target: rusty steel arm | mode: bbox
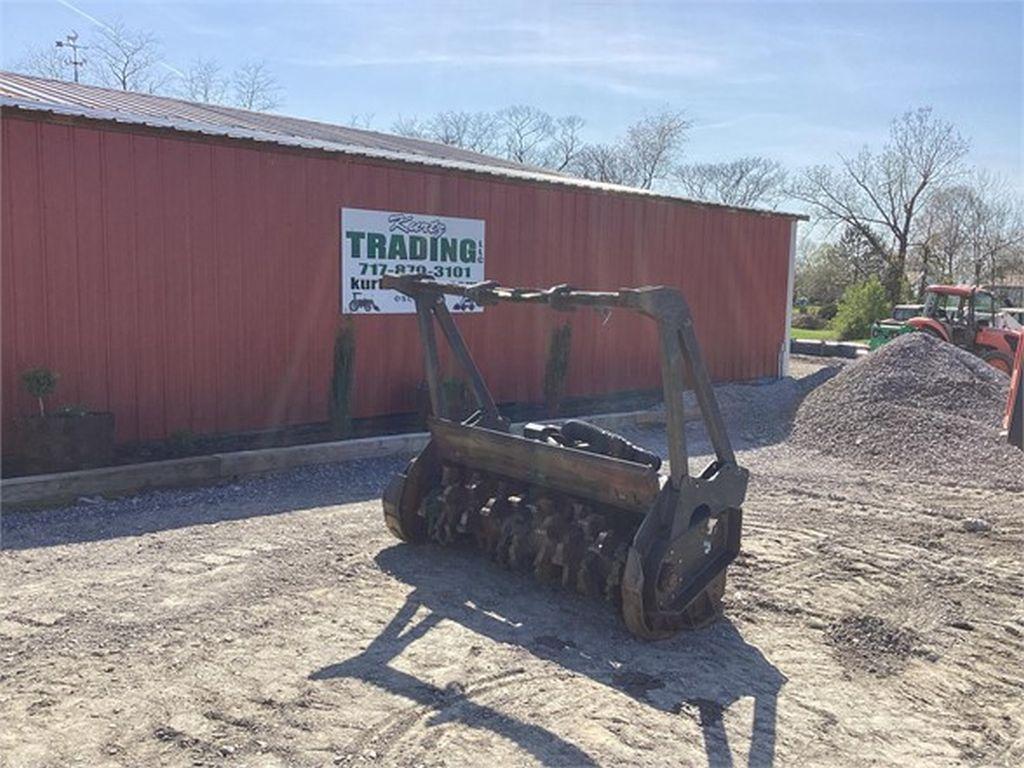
[385,275,651,310]
[381,274,737,486]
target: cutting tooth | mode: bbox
[532,520,559,582]
[496,497,526,568]
[604,542,629,605]
[428,464,638,612]
[555,525,585,588]
[575,553,603,596]
[476,488,509,555]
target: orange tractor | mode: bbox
[871,285,1023,449]
[876,285,1022,374]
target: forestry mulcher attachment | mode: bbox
[381,275,748,639]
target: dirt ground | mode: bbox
[2,358,1022,767]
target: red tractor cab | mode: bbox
[908,285,1021,374]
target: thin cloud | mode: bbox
[294,49,722,75]
[54,0,185,78]
[55,0,110,31]
[284,9,731,83]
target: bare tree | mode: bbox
[430,111,499,154]
[391,115,430,139]
[544,115,586,172]
[183,57,226,103]
[790,107,969,303]
[232,61,281,111]
[392,111,498,153]
[968,174,1024,284]
[621,110,690,189]
[389,104,688,188]
[347,113,375,130]
[497,105,554,165]
[675,156,787,208]
[570,111,689,188]
[571,143,633,184]
[935,173,1024,285]
[913,184,972,290]
[914,177,1024,292]
[16,44,70,80]
[93,19,169,93]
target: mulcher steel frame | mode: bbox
[380,274,749,639]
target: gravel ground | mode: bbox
[2,354,1022,767]
[792,333,1023,490]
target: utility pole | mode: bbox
[54,31,88,83]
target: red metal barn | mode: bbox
[1,73,801,448]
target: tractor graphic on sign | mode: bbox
[452,296,477,312]
[349,292,381,313]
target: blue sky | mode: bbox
[2,1,1021,181]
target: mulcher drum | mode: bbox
[379,275,749,640]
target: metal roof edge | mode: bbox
[0,97,809,221]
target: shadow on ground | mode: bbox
[312,544,787,767]
[0,455,408,550]
[2,364,840,554]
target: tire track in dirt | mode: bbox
[736,459,1024,765]
[3,393,1021,767]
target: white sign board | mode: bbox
[340,208,486,314]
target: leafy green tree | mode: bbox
[21,367,58,415]
[832,277,890,341]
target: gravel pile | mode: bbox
[792,332,1022,489]
[639,359,844,452]
[825,614,920,677]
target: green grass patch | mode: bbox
[790,327,838,341]
[790,327,868,345]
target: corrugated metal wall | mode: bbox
[2,112,795,444]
